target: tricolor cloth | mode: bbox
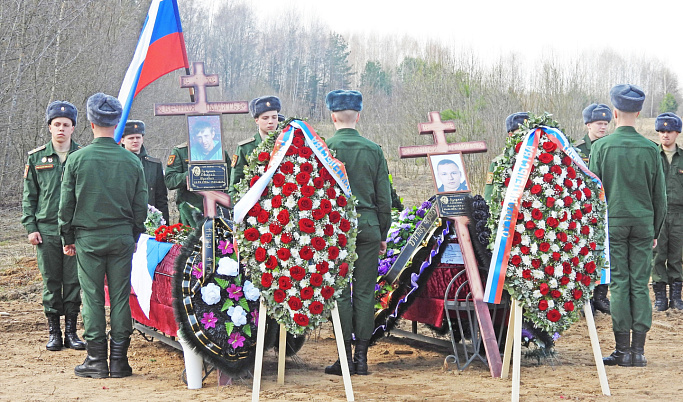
[115,0,189,142]
[130,234,174,318]
[483,126,611,304]
[233,120,352,223]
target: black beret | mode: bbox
[86,93,122,127]
[610,84,645,112]
[46,101,78,126]
[123,120,145,136]
[582,103,612,124]
[505,112,529,133]
[325,90,363,112]
[249,96,281,118]
[655,112,682,132]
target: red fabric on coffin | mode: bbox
[402,264,470,327]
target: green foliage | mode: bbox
[659,93,679,114]
[361,61,392,95]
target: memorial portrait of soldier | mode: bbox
[188,115,223,162]
[429,153,469,193]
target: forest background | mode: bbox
[1,0,679,208]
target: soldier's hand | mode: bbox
[653,239,658,249]
[379,241,387,255]
[63,244,76,256]
[28,232,42,245]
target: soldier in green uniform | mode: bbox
[576,103,613,315]
[651,112,683,311]
[121,120,169,224]
[22,101,86,352]
[229,95,281,200]
[590,84,667,368]
[323,90,392,376]
[483,112,529,202]
[59,93,148,378]
[165,130,231,227]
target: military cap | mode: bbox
[46,101,78,126]
[86,93,122,127]
[582,103,612,124]
[655,112,682,133]
[326,90,363,112]
[609,84,645,112]
[123,120,145,136]
[249,96,281,118]
[505,112,529,133]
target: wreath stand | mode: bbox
[250,300,354,401]
[501,299,611,401]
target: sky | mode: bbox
[243,0,683,88]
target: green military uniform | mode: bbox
[652,144,683,284]
[326,128,392,341]
[59,137,148,343]
[135,145,169,224]
[574,134,593,164]
[483,154,503,202]
[229,132,262,199]
[589,126,667,333]
[22,140,83,316]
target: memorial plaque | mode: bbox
[188,163,229,191]
[202,218,215,277]
[435,193,468,217]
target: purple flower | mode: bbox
[218,240,234,255]
[420,200,432,210]
[192,262,203,279]
[375,283,381,292]
[251,310,259,324]
[201,312,217,329]
[416,209,426,218]
[228,332,246,348]
[226,283,243,301]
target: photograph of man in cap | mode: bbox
[323,89,391,377]
[229,95,281,199]
[59,92,148,379]
[22,100,86,352]
[121,120,169,224]
[483,112,529,201]
[575,103,613,315]
[651,112,683,312]
[189,119,223,161]
[589,84,666,368]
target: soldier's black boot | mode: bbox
[354,339,370,375]
[592,284,611,314]
[63,314,86,350]
[75,340,109,378]
[631,331,647,367]
[653,282,669,311]
[669,282,683,310]
[46,314,63,351]
[603,331,632,367]
[109,338,133,378]
[325,339,355,376]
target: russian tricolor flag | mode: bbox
[115,0,189,142]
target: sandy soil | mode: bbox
[2,203,683,402]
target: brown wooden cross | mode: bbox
[154,61,249,116]
[399,111,487,158]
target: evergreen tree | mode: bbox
[659,93,679,114]
[361,61,392,95]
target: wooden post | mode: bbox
[511,299,523,402]
[583,303,611,396]
[277,324,287,385]
[251,299,268,402]
[452,217,502,378]
[500,298,517,379]
[331,301,355,402]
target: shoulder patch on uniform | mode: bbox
[24,164,29,179]
[28,144,46,155]
[574,140,586,147]
[231,154,238,167]
[486,171,494,185]
[167,155,176,166]
[145,156,161,164]
[175,142,188,148]
[237,137,256,146]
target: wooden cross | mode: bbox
[399,111,487,158]
[154,61,249,116]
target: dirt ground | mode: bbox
[2,203,683,402]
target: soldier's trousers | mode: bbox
[609,225,654,333]
[37,234,80,316]
[75,233,135,343]
[652,212,683,283]
[338,218,381,341]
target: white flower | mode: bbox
[540,253,549,264]
[217,257,239,277]
[262,199,272,211]
[547,300,555,309]
[521,235,531,246]
[546,231,556,241]
[339,249,348,260]
[300,235,311,245]
[533,176,544,184]
[532,270,544,279]
[243,280,261,301]
[538,165,549,174]
[516,224,525,233]
[228,305,247,326]
[566,281,575,290]
[559,221,569,230]
[532,200,542,209]
[554,267,564,278]
[537,220,546,229]
[549,278,558,288]
[530,243,538,254]
[533,290,543,298]
[201,283,221,305]
[287,287,298,296]
[272,186,282,196]
[551,244,560,252]
[521,256,532,266]
[247,216,257,225]
[285,198,297,209]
